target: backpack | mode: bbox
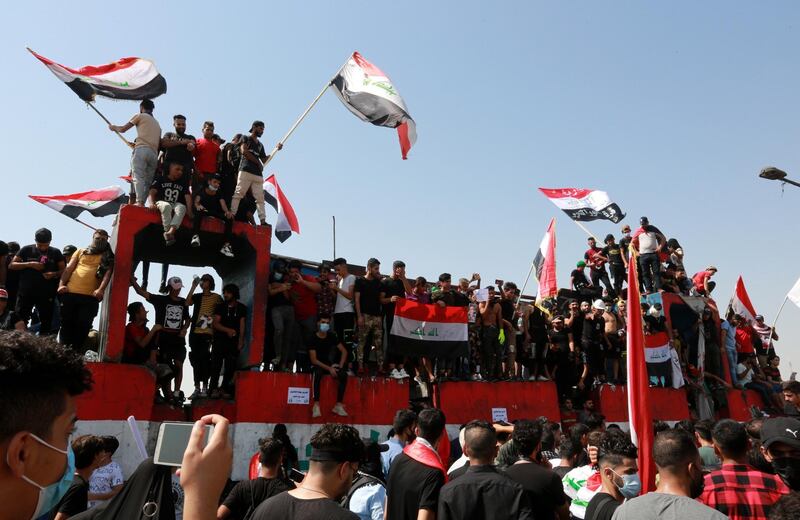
[340,473,385,510]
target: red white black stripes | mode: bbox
[29,186,128,219]
[730,276,757,323]
[534,218,558,301]
[28,48,167,101]
[538,187,626,223]
[390,299,468,358]
[263,175,300,243]
[332,52,417,160]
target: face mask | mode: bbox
[15,433,75,520]
[611,470,641,499]
[274,273,283,281]
[649,308,662,318]
[207,184,219,192]
[772,457,800,490]
[319,323,330,333]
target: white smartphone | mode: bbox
[153,422,214,467]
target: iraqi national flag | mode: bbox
[534,218,558,301]
[263,175,300,243]
[730,276,757,323]
[626,253,656,494]
[538,187,626,223]
[28,48,167,102]
[29,186,128,218]
[644,331,673,387]
[332,51,417,160]
[390,298,468,358]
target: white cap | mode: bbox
[168,276,183,290]
[592,299,607,311]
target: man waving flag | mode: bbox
[332,51,417,159]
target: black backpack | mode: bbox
[340,473,385,510]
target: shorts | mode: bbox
[158,333,187,362]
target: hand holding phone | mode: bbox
[180,415,233,520]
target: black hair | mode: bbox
[367,258,380,268]
[667,238,681,249]
[597,429,638,468]
[222,283,240,300]
[393,409,417,433]
[258,437,284,466]
[173,114,186,121]
[0,332,93,441]
[100,435,120,455]
[333,258,348,267]
[464,420,496,461]
[200,274,215,291]
[570,424,590,446]
[653,420,671,434]
[417,408,446,443]
[512,419,543,457]
[712,419,748,458]
[7,242,19,254]
[675,419,695,437]
[540,424,556,452]
[585,413,606,432]
[318,313,332,321]
[72,435,105,469]
[783,381,800,394]
[392,260,406,269]
[653,429,698,470]
[439,272,451,283]
[251,120,265,131]
[769,493,800,520]
[309,423,364,472]
[127,301,144,321]
[694,420,714,442]
[503,281,517,291]
[746,418,764,441]
[35,227,52,243]
[203,121,214,128]
[140,99,154,111]
[288,259,302,270]
[558,438,581,460]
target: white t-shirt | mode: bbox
[638,231,659,254]
[88,461,124,508]
[334,274,356,314]
[737,363,754,385]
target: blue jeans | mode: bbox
[638,253,661,292]
[130,146,157,204]
[726,347,739,387]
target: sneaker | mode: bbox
[537,376,550,382]
[220,243,234,257]
[154,394,167,405]
[528,375,538,381]
[198,389,208,398]
[191,234,201,247]
[471,374,483,382]
[189,389,202,400]
[209,389,221,399]
[172,390,184,404]
[332,403,348,416]
[312,402,321,418]
[389,368,402,379]
[397,368,410,379]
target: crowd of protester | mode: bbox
[3,331,800,520]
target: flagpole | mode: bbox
[516,261,536,308]
[263,55,353,168]
[766,296,788,355]
[74,217,97,231]
[572,220,595,238]
[85,102,134,148]
[332,215,337,260]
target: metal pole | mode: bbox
[85,102,135,148]
[332,216,337,260]
[766,296,788,356]
[262,54,353,168]
[73,217,97,231]
[516,261,537,308]
[572,220,595,238]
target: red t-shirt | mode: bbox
[290,275,319,321]
[735,326,755,354]
[194,138,220,174]
[584,246,606,270]
[124,322,147,359]
[692,271,711,292]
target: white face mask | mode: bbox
[11,433,74,520]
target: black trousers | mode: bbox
[609,264,626,297]
[16,288,57,334]
[59,293,99,350]
[480,326,500,379]
[210,337,238,392]
[311,366,348,402]
[590,268,616,298]
[193,209,233,241]
[188,333,213,387]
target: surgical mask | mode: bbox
[319,323,330,333]
[612,470,641,499]
[772,457,800,490]
[15,433,75,520]
[207,184,219,192]
[649,307,662,318]
[274,273,283,281]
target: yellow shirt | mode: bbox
[66,249,102,296]
[192,293,222,335]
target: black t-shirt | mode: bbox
[571,269,590,290]
[214,301,247,337]
[162,132,197,168]
[151,176,188,204]
[16,245,64,291]
[0,308,22,330]
[239,136,268,175]
[386,453,446,520]
[0,240,8,257]
[569,312,584,339]
[548,328,572,370]
[196,188,225,214]
[500,299,516,326]
[582,315,604,343]
[602,244,624,266]
[584,491,620,520]
[252,492,357,520]
[528,307,548,343]
[355,277,383,316]
[56,475,89,517]
[309,332,341,365]
[381,277,406,319]
[269,273,292,307]
[147,294,189,333]
[222,477,295,519]
[503,462,567,520]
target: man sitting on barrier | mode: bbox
[149,162,193,246]
[190,174,235,257]
[308,314,349,418]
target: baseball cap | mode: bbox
[640,216,649,225]
[62,244,77,256]
[604,234,614,243]
[362,438,390,462]
[706,265,718,272]
[761,417,800,450]
[168,276,183,290]
[755,314,764,321]
[576,261,586,268]
[0,288,8,300]
[592,299,607,311]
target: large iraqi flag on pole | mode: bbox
[28,48,167,101]
[538,187,626,223]
[332,52,417,159]
[29,186,128,218]
[390,298,468,358]
[730,275,757,323]
[263,175,300,243]
[626,253,656,494]
[534,218,558,301]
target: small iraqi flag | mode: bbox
[730,275,757,323]
[332,51,417,160]
[28,48,167,101]
[539,187,626,223]
[29,186,128,219]
[263,175,300,243]
[390,298,468,359]
[534,218,558,301]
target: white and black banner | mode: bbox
[538,187,626,223]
